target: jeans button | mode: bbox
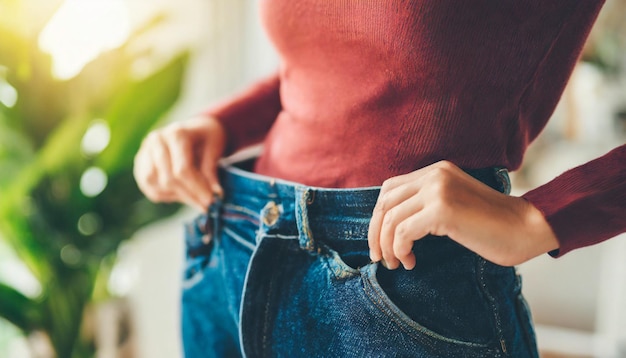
[262,201,280,226]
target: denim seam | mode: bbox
[258,248,282,357]
[514,274,539,357]
[296,188,316,252]
[322,246,360,281]
[361,265,494,352]
[261,233,298,240]
[476,257,507,357]
[223,212,260,226]
[362,285,437,353]
[222,227,256,252]
[181,265,205,290]
[223,203,261,220]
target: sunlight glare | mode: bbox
[38,0,131,80]
[80,166,108,197]
[81,119,111,156]
[0,80,18,108]
[0,240,42,298]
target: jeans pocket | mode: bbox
[360,259,498,349]
[319,242,368,282]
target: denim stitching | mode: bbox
[476,257,508,356]
[296,188,316,252]
[222,227,256,252]
[223,212,260,225]
[258,245,284,357]
[321,245,360,281]
[223,203,261,220]
[517,294,539,357]
[260,233,298,240]
[181,266,205,290]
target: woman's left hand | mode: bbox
[367,160,559,269]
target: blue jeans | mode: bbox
[181,160,539,357]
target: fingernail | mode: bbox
[369,251,379,262]
[211,185,223,197]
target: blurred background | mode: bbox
[0,0,624,357]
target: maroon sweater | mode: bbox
[206,0,625,257]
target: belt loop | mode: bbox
[186,197,222,258]
[295,187,316,252]
[208,196,223,240]
[495,168,511,195]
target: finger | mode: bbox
[141,186,178,204]
[133,146,156,194]
[369,161,460,262]
[377,161,453,195]
[151,138,206,210]
[198,146,223,197]
[393,212,431,270]
[368,202,384,262]
[166,132,214,208]
[150,134,172,189]
[379,193,423,270]
[368,181,409,262]
[368,179,421,262]
[133,147,179,204]
[134,143,179,204]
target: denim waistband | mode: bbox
[217,159,511,247]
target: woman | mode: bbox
[134,1,625,357]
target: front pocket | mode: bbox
[326,238,500,349]
[361,262,497,349]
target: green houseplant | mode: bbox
[0,1,186,356]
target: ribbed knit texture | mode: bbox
[206,0,625,257]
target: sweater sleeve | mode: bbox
[203,73,282,155]
[522,144,626,257]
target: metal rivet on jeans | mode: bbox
[306,190,315,205]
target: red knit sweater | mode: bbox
[206,0,625,257]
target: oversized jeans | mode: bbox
[181,160,539,357]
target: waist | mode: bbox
[218,158,510,243]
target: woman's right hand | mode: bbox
[133,115,226,212]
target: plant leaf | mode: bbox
[96,52,189,175]
[0,282,42,333]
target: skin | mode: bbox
[133,115,226,212]
[367,160,560,268]
[134,116,559,267]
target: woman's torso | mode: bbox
[254,0,604,188]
